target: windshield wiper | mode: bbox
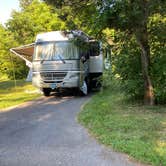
[40,54,48,64]
[57,54,66,64]
[40,59,45,64]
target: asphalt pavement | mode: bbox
[0,94,146,166]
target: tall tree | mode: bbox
[100,0,165,105]
[44,0,165,105]
[7,0,67,44]
[44,0,98,35]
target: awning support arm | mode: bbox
[10,48,32,68]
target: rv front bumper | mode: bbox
[32,72,80,89]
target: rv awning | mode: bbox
[10,43,35,68]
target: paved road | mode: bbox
[0,95,145,166]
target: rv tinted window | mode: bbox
[90,42,100,56]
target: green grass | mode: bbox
[78,81,166,166]
[0,80,41,110]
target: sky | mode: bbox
[0,0,20,25]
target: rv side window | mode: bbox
[89,42,100,56]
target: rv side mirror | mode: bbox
[80,51,89,63]
[81,55,86,63]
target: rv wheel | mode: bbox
[43,88,51,97]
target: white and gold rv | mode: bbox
[10,31,103,96]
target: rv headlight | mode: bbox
[33,72,40,78]
[68,72,78,79]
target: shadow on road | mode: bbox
[50,87,98,99]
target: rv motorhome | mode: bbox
[10,30,103,96]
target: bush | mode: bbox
[111,33,144,101]
[110,14,166,104]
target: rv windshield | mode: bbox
[34,42,79,61]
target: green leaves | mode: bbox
[7,0,67,44]
[0,25,18,79]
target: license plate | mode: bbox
[50,83,56,89]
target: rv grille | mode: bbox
[40,72,67,82]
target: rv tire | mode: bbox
[43,88,51,97]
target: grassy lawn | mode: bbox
[0,80,41,110]
[78,81,166,166]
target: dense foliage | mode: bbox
[111,13,166,104]
[149,14,166,104]
[0,25,26,79]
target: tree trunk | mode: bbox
[135,28,155,105]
